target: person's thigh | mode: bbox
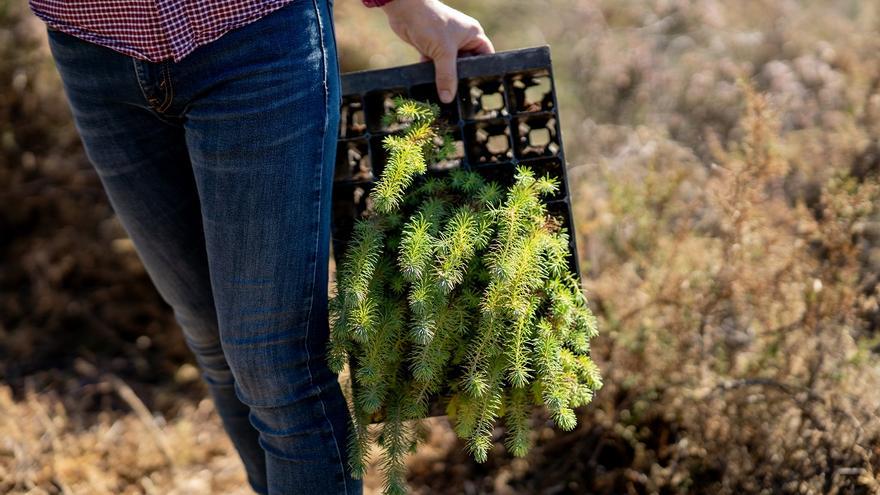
[46,29,220,339]
[176,0,357,493]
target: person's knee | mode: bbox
[244,378,348,464]
[227,348,318,409]
[217,304,330,400]
[224,344,345,437]
[171,304,234,386]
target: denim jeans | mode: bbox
[45,1,361,493]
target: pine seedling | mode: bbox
[328,98,602,495]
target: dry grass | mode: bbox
[0,377,250,495]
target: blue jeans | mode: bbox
[45,1,361,494]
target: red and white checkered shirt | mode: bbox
[29,0,394,63]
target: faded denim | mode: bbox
[46,0,360,493]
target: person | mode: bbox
[28,0,494,493]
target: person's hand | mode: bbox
[381,0,494,103]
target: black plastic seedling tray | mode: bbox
[331,45,581,279]
[332,46,581,422]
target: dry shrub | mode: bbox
[575,83,880,494]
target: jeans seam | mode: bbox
[131,58,180,126]
[131,58,153,107]
[304,0,349,492]
[157,60,174,112]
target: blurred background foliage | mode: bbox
[2,0,880,493]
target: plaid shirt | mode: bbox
[30,0,393,63]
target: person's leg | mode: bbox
[171,0,358,493]
[45,29,269,494]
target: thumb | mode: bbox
[433,49,458,104]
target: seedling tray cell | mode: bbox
[332,46,581,280]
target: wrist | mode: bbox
[381,0,432,16]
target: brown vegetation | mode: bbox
[2,0,879,493]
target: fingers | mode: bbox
[382,1,495,105]
[433,30,494,104]
[461,32,495,55]
[433,49,458,104]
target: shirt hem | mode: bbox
[31,0,300,63]
[167,0,297,62]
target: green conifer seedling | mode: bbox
[329,97,602,494]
